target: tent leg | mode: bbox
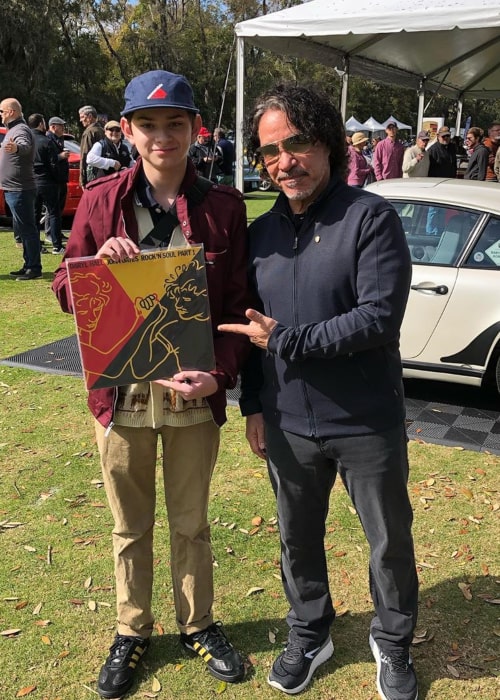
[340,71,349,121]
[235,36,245,194]
[417,84,425,132]
[455,98,463,137]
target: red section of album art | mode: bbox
[67,246,214,390]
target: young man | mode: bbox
[219,84,418,700]
[373,121,404,180]
[53,70,250,699]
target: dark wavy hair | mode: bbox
[248,84,348,179]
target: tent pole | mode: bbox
[235,36,245,193]
[455,97,463,137]
[340,71,349,121]
[417,82,425,132]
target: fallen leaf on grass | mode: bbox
[216,680,227,694]
[269,630,276,643]
[15,601,28,610]
[23,546,36,553]
[151,677,161,692]
[88,600,97,611]
[84,576,92,590]
[447,664,460,678]
[16,686,37,697]
[32,602,43,615]
[458,582,473,601]
[34,620,51,627]
[174,663,184,671]
[461,488,474,500]
[246,586,264,597]
[41,635,51,645]
[1,628,21,637]
[251,516,263,527]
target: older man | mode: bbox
[427,125,457,178]
[78,104,105,186]
[219,84,418,700]
[0,97,42,280]
[46,117,70,224]
[402,130,430,177]
[373,121,404,180]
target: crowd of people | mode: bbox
[347,120,500,186]
[6,73,496,700]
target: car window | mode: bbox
[64,140,80,154]
[464,217,500,269]
[391,201,480,265]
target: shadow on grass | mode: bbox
[117,574,498,697]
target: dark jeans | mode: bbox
[4,189,42,273]
[265,422,418,653]
[45,183,67,235]
[36,183,62,248]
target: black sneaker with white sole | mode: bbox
[97,634,149,698]
[180,621,245,682]
[369,634,418,700]
[267,635,334,695]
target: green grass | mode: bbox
[0,215,499,700]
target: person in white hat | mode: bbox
[86,120,134,181]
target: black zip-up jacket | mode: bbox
[427,141,457,178]
[31,128,59,186]
[46,131,69,184]
[240,176,411,438]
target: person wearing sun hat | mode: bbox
[402,130,430,177]
[52,69,250,698]
[347,131,374,186]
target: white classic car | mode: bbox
[367,178,500,395]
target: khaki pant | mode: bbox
[95,419,220,638]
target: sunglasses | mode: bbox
[258,134,313,164]
[440,134,451,138]
[107,127,121,133]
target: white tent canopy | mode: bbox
[362,116,385,133]
[234,0,500,189]
[381,115,413,130]
[345,115,367,132]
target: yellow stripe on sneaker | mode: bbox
[193,642,213,662]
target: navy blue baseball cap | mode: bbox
[121,70,199,117]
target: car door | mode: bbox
[394,203,481,359]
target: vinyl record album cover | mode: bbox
[67,246,214,390]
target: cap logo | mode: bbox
[147,84,168,100]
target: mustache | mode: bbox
[277,167,308,181]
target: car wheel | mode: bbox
[258,180,272,191]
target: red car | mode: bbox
[0,125,82,220]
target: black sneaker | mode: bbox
[369,635,418,700]
[180,621,244,682]
[97,634,149,699]
[10,268,26,276]
[268,635,333,695]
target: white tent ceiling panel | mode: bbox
[236,0,500,98]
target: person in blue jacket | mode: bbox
[219,84,418,700]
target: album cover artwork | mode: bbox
[67,246,214,390]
